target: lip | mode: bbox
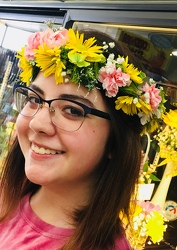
[29,148,64,162]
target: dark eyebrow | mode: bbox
[59,94,95,108]
[30,84,44,95]
[30,84,95,108]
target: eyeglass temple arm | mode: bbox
[90,109,111,120]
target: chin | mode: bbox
[25,165,49,185]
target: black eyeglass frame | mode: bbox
[13,84,111,121]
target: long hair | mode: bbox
[0,30,143,250]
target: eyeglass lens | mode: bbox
[14,87,85,132]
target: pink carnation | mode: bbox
[98,65,131,97]
[114,67,131,87]
[142,83,162,110]
[38,28,54,47]
[24,31,44,60]
[102,77,119,97]
[24,28,68,60]
[47,29,68,48]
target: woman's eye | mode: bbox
[27,96,40,104]
[63,106,84,117]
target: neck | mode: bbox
[30,182,92,228]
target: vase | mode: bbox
[151,161,174,208]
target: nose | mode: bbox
[40,100,55,115]
[29,105,56,135]
[49,106,55,114]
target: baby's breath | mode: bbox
[154,125,177,152]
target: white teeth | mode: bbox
[31,144,60,155]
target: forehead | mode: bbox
[31,72,108,110]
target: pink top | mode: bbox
[0,195,131,249]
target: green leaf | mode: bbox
[68,52,89,67]
[143,161,149,172]
[144,176,148,184]
[139,71,146,80]
[150,174,160,182]
[151,139,159,152]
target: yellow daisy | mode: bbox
[115,96,151,115]
[17,47,33,85]
[138,99,152,114]
[115,96,137,115]
[162,109,177,128]
[65,29,105,66]
[20,66,33,86]
[122,56,143,84]
[34,44,66,84]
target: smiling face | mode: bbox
[16,72,111,191]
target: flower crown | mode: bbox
[16,26,166,131]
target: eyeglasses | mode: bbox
[13,84,111,132]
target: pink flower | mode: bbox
[114,68,131,87]
[138,201,161,213]
[141,83,162,110]
[98,65,131,97]
[24,28,68,60]
[102,77,119,97]
[47,29,68,48]
[38,28,54,46]
[24,31,43,60]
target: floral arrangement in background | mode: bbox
[137,149,160,202]
[154,109,177,176]
[0,121,16,162]
[125,201,168,249]
[127,131,167,249]
[138,132,160,184]
[16,24,166,131]
[138,155,160,184]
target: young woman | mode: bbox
[0,27,166,249]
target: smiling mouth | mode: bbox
[31,144,61,155]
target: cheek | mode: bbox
[69,125,110,170]
[16,115,30,150]
[16,115,29,133]
[87,129,109,159]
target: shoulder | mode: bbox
[114,233,132,250]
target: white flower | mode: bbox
[107,53,115,62]
[133,98,138,104]
[103,45,108,50]
[64,78,69,83]
[138,112,151,125]
[116,57,125,64]
[149,78,155,84]
[109,42,115,48]
[144,92,150,104]
[61,71,66,76]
